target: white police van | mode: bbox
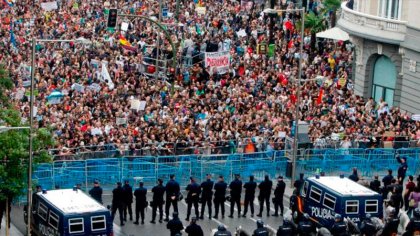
[27,189,113,236]
[297,175,383,227]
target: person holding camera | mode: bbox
[134,181,147,225]
[185,177,201,221]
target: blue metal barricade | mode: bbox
[86,158,123,190]
[53,160,86,190]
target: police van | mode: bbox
[27,188,113,236]
[297,175,383,227]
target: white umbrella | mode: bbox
[316,27,350,41]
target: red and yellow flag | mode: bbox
[119,35,136,51]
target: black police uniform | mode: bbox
[229,178,242,217]
[185,222,204,236]
[200,179,214,219]
[330,221,349,236]
[214,229,232,236]
[382,173,394,199]
[397,156,408,184]
[214,180,227,218]
[89,185,103,204]
[298,219,316,236]
[370,179,381,193]
[404,217,420,236]
[111,185,125,225]
[243,180,257,216]
[277,220,296,236]
[359,218,377,235]
[122,183,133,221]
[165,179,180,220]
[167,216,184,236]
[133,186,147,224]
[253,227,269,236]
[273,180,285,216]
[382,215,400,236]
[151,183,165,223]
[186,182,201,220]
[257,179,273,216]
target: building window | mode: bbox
[378,0,402,20]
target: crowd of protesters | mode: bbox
[1,0,419,158]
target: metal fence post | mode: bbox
[85,160,88,191]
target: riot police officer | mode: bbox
[214,224,232,236]
[277,219,297,236]
[273,176,285,216]
[133,181,147,225]
[200,174,214,219]
[167,212,184,236]
[381,207,400,236]
[185,177,201,221]
[243,175,257,217]
[185,217,204,236]
[298,213,316,236]
[359,214,377,236]
[122,180,133,221]
[214,175,227,219]
[111,182,125,226]
[165,174,180,222]
[228,174,242,218]
[151,179,165,224]
[330,214,349,236]
[257,175,273,217]
[252,219,269,236]
[89,180,103,204]
[404,208,420,236]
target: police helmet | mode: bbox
[303,213,310,219]
[218,224,226,231]
[389,207,396,216]
[334,213,342,220]
[257,219,264,228]
[365,213,372,219]
[414,208,420,218]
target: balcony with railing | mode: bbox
[337,2,407,44]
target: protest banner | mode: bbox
[196,6,206,15]
[205,51,230,74]
[116,118,127,125]
[87,83,101,92]
[41,1,58,11]
[72,83,85,93]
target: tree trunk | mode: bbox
[310,31,317,51]
[330,11,337,28]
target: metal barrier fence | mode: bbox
[32,148,420,193]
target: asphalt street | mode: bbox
[11,180,294,236]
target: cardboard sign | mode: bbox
[121,22,129,31]
[87,83,101,92]
[196,6,206,15]
[205,51,230,74]
[72,83,85,93]
[116,118,127,125]
[41,1,58,11]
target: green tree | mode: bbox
[304,12,327,51]
[322,0,342,28]
[0,65,54,202]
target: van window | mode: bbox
[365,200,378,213]
[69,218,84,233]
[91,215,106,231]
[346,200,359,214]
[38,203,48,221]
[301,181,309,197]
[323,193,336,210]
[48,211,59,230]
[309,186,322,203]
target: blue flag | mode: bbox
[10,23,17,48]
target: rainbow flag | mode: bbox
[3,0,13,6]
[119,35,136,51]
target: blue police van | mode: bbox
[27,189,113,236]
[297,175,383,227]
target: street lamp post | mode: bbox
[28,38,91,236]
[269,8,305,187]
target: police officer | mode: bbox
[404,208,420,236]
[133,181,147,225]
[151,179,165,224]
[165,174,180,222]
[122,180,133,221]
[293,173,305,195]
[298,213,316,236]
[185,177,201,221]
[273,176,285,217]
[214,175,227,219]
[111,182,125,226]
[382,169,394,199]
[381,207,400,236]
[257,175,273,217]
[243,175,257,217]
[360,214,377,236]
[228,174,242,218]
[396,155,408,184]
[167,212,184,236]
[370,175,381,193]
[185,217,204,236]
[200,174,214,220]
[214,224,232,236]
[277,219,297,236]
[89,180,103,204]
[252,219,269,236]
[330,214,349,236]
